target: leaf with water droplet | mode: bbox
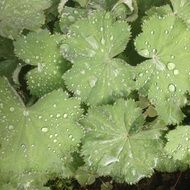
[0,77,83,174]
[171,0,190,28]
[59,6,87,33]
[0,0,52,39]
[134,15,190,124]
[165,126,190,165]
[14,30,69,97]
[61,11,135,105]
[81,99,164,184]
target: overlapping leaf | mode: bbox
[14,30,69,97]
[165,126,190,165]
[61,11,135,105]
[171,0,190,28]
[0,0,52,39]
[81,99,164,184]
[0,77,83,173]
[134,15,190,124]
[59,6,88,33]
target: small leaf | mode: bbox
[81,99,164,184]
[14,30,69,97]
[165,126,190,165]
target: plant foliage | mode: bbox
[1,0,190,189]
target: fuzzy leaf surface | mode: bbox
[0,0,51,39]
[0,77,83,173]
[165,126,190,165]
[81,99,163,184]
[171,0,190,28]
[135,15,190,124]
[61,11,134,105]
[14,30,68,97]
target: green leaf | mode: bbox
[61,11,135,105]
[171,0,190,28]
[0,172,50,190]
[0,60,18,79]
[81,99,164,184]
[0,36,14,59]
[134,15,190,124]
[59,6,88,33]
[74,0,89,7]
[165,126,190,165]
[111,0,138,22]
[0,0,52,39]
[0,77,83,174]
[14,30,69,97]
[75,166,97,186]
[156,151,188,173]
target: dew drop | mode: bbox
[10,107,15,112]
[56,113,61,118]
[8,125,14,130]
[63,113,68,118]
[41,127,48,133]
[173,69,179,75]
[167,62,175,70]
[168,84,176,92]
[89,77,97,87]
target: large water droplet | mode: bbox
[167,62,175,70]
[168,84,176,92]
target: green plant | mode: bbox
[1,0,190,189]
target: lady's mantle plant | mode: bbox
[1,0,190,189]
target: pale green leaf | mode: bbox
[171,0,190,28]
[0,77,83,174]
[134,15,190,124]
[59,7,87,33]
[14,30,69,97]
[165,126,190,165]
[81,99,164,184]
[61,11,135,105]
[0,0,52,39]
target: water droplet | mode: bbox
[89,77,97,87]
[23,110,29,117]
[10,107,15,112]
[101,38,105,45]
[53,139,57,143]
[56,113,61,118]
[41,127,48,133]
[151,31,155,35]
[110,35,114,41]
[167,62,175,70]
[63,114,68,118]
[140,49,149,56]
[152,49,157,54]
[173,69,179,75]
[168,84,176,92]
[8,125,14,130]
